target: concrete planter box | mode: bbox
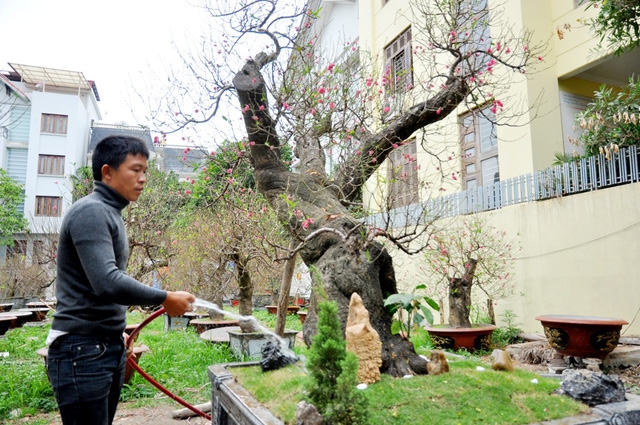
[252,294,273,308]
[209,362,284,425]
[227,329,298,360]
[164,314,191,331]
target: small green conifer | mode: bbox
[305,299,369,424]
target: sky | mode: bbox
[0,0,206,127]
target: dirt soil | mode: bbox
[499,340,640,395]
[515,358,640,393]
[7,399,212,425]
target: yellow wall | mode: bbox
[391,182,640,335]
[359,0,617,195]
[357,0,639,335]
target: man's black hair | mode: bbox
[92,135,150,181]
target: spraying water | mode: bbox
[192,298,298,361]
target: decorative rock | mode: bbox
[491,349,514,372]
[427,350,450,375]
[345,293,382,384]
[583,357,603,372]
[603,345,640,368]
[555,370,626,406]
[548,357,568,374]
[260,340,298,371]
[239,316,262,333]
[296,400,323,425]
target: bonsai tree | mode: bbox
[146,0,545,376]
[422,214,520,328]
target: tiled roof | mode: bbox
[89,124,155,153]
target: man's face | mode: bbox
[102,153,148,202]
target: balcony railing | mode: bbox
[369,145,640,227]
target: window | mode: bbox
[460,106,499,189]
[459,0,491,73]
[388,139,419,209]
[41,114,68,134]
[384,27,413,95]
[38,155,65,175]
[35,196,62,217]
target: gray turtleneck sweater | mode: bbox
[51,181,167,336]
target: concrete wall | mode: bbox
[391,182,640,336]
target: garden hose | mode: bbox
[125,307,212,420]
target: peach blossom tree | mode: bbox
[148,0,545,376]
[422,215,520,327]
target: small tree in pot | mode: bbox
[423,214,520,328]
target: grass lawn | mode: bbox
[0,309,588,424]
[233,357,588,425]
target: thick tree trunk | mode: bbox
[234,254,254,317]
[275,243,297,337]
[448,258,478,328]
[487,298,496,325]
[301,235,427,377]
[210,292,225,321]
[231,57,440,377]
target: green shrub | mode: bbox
[576,78,640,156]
[305,300,369,424]
[492,310,524,348]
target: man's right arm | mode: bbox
[162,291,196,317]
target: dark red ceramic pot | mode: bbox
[425,324,497,352]
[536,314,628,359]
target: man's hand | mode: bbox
[162,291,196,317]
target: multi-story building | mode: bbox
[0,63,102,262]
[0,63,205,265]
[309,0,640,333]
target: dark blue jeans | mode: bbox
[47,333,126,425]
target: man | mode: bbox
[46,135,195,425]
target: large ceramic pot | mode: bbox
[536,314,628,359]
[0,315,16,336]
[19,308,50,322]
[425,324,497,352]
[265,305,300,315]
[25,301,49,309]
[0,311,32,328]
[189,318,240,334]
